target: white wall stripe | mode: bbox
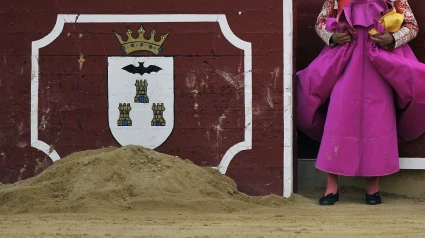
[283,0,294,198]
[400,158,425,169]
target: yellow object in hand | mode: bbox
[369,8,404,35]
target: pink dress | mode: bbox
[296,0,425,176]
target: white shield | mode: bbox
[107,56,174,149]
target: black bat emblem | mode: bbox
[122,62,162,76]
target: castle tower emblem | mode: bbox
[151,103,166,126]
[117,103,132,126]
[134,79,149,103]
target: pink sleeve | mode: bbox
[315,0,336,45]
[393,0,419,48]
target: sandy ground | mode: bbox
[1,189,425,238]
[2,146,425,237]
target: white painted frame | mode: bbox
[283,1,294,198]
[284,0,425,199]
[31,14,252,176]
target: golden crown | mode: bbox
[114,24,170,55]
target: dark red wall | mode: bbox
[0,0,284,196]
[296,0,425,158]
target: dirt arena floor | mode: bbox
[1,146,425,238]
[2,190,425,238]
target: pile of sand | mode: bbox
[0,145,302,214]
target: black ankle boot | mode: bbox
[319,191,339,205]
[365,192,382,205]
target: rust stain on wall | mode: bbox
[271,67,280,89]
[267,87,274,108]
[215,69,244,90]
[78,54,85,71]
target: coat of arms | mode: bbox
[108,25,173,149]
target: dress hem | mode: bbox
[315,164,400,177]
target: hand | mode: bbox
[370,31,395,48]
[331,32,352,45]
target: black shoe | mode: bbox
[366,192,382,205]
[319,192,339,205]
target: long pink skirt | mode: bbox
[297,27,425,176]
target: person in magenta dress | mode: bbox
[296,0,425,205]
